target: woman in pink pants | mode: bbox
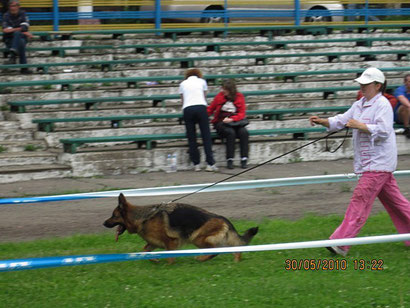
[309,67,410,256]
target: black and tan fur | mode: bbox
[103,193,258,263]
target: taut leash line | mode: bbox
[170,128,348,203]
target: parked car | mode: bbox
[140,0,344,24]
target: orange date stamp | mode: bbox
[284,258,384,271]
[284,258,348,271]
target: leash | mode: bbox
[170,127,349,203]
[325,127,349,153]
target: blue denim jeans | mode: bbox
[5,31,27,64]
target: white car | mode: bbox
[140,0,344,24]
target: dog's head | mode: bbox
[103,193,129,241]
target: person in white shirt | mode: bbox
[309,67,410,256]
[179,68,218,172]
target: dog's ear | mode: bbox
[118,193,127,210]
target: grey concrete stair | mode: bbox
[0,163,72,183]
[0,140,46,152]
[0,151,58,165]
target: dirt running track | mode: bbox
[0,156,409,243]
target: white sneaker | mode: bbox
[326,246,348,257]
[205,164,219,172]
[194,164,201,172]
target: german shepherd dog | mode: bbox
[103,193,258,263]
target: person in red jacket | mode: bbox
[356,90,398,109]
[208,79,249,169]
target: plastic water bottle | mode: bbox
[166,154,172,173]
[166,153,177,173]
[170,153,177,172]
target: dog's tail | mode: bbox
[241,227,259,245]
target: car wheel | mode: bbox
[305,6,332,23]
[200,6,227,37]
[200,6,226,24]
[301,6,333,34]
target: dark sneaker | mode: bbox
[404,127,410,139]
[20,68,33,74]
[227,159,234,169]
[241,159,248,169]
[6,55,16,65]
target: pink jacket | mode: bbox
[328,93,397,174]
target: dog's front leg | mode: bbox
[143,243,160,263]
[164,238,181,265]
[233,252,242,262]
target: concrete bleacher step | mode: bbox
[2,52,404,77]
[22,32,410,59]
[0,63,406,101]
[57,137,354,177]
[0,140,46,152]
[39,125,187,148]
[57,133,409,178]
[0,129,33,141]
[9,107,179,129]
[0,151,59,165]
[0,120,19,130]
[3,42,410,79]
[6,95,355,123]
[0,163,72,184]
[38,116,338,149]
[21,42,410,65]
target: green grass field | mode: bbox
[1,213,409,308]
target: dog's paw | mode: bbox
[195,255,216,262]
[148,258,160,263]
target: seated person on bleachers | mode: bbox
[208,79,249,169]
[2,0,32,74]
[393,74,410,139]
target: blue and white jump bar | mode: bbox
[1,233,409,272]
[1,170,409,205]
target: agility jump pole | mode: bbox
[1,170,410,205]
[1,233,409,272]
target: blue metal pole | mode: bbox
[53,0,59,31]
[155,0,161,31]
[294,0,301,26]
[224,0,228,26]
[224,0,228,37]
[364,0,369,25]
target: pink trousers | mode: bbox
[330,172,410,252]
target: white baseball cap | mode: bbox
[354,67,385,84]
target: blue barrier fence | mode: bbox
[1,172,409,271]
[1,1,409,31]
[1,233,410,272]
[1,171,410,205]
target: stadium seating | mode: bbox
[32,107,351,132]
[0,49,408,74]
[2,36,410,57]
[1,24,409,182]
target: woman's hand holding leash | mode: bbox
[309,116,329,128]
[346,119,370,133]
